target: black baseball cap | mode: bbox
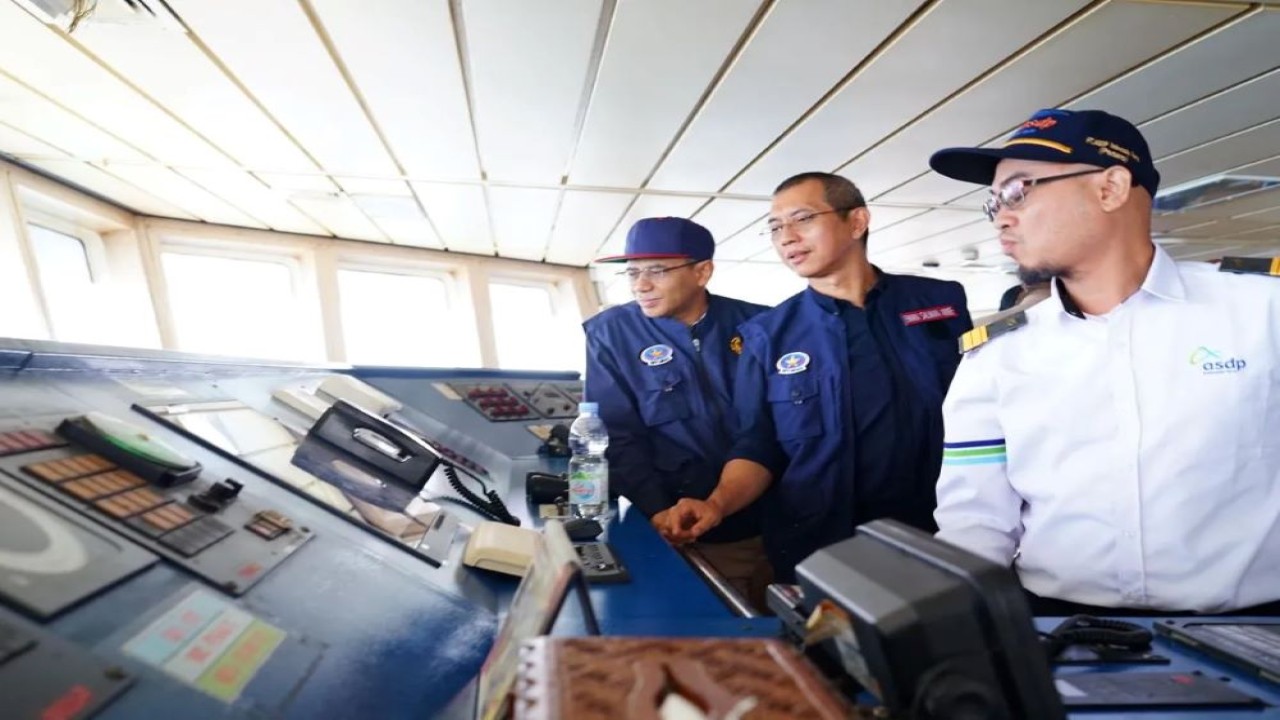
[929,108,1160,197]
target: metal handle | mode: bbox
[679,545,759,618]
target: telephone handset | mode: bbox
[309,400,519,525]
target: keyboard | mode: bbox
[574,542,629,584]
[1191,624,1280,675]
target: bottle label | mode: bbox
[569,469,604,504]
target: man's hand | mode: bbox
[650,509,677,543]
[665,497,724,545]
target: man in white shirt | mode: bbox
[928,108,1280,614]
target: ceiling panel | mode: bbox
[544,190,634,266]
[1166,217,1280,239]
[357,212,443,249]
[871,217,996,268]
[487,186,561,261]
[1236,207,1280,226]
[410,182,494,256]
[1160,186,1280,222]
[310,0,480,180]
[287,193,386,242]
[730,0,1091,196]
[341,178,443,248]
[867,209,982,254]
[71,20,318,175]
[869,205,932,231]
[0,2,231,168]
[1068,9,1280,125]
[715,225,773,262]
[255,172,340,194]
[102,163,265,227]
[1228,223,1280,240]
[837,1,1242,200]
[592,194,707,259]
[1156,117,1280,189]
[1141,69,1280,159]
[881,8,1279,206]
[177,167,327,235]
[1163,242,1252,261]
[569,0,760,188]
[648,0,925,193]
[166,0,398,177]
[693,198,770,246]
[1153,214,1217,234]
[1234,155,1280,178]
[25,159,194,219]
[462,0,603,183]
[0,123,67,158]
[876,172,984,205]
[336,177,411,197]
[0,73,149,164]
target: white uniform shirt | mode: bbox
[935,245,1280,612]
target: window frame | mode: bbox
[486,274,584,371]
[155,236,324,361]
[24,211,107,285]
[332,260,482,367]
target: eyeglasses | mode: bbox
[617,259,702,282]
[982,168,1106,221]
[760,208,853,237]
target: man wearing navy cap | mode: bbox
[584,217,773,610]
[665,173,973,583]
[930,108,1280,613]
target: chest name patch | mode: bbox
[901,305,959,326]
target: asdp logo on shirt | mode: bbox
[1189,346,1247,375]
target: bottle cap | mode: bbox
[578,402,599,414]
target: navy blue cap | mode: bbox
[595,217,714,263]
[929,108,1160,198]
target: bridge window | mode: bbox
[489,281,583,372]
[161,251,321,361]
[337,268,480,367]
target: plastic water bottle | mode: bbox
[568,402,609,520]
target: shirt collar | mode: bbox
[1051,244,1185,319]
[807,267,887,313]
[643,291,714,332]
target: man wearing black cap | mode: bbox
[665,172,973,583]
[584,217,773,610]
[929,108,1280,614]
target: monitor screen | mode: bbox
[796,519,1066,720]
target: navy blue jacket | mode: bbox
[584,294,769,543]
[729,273,972,580]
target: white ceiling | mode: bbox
[0,0,1277,278]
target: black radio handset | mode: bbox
[443,461,520,526]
